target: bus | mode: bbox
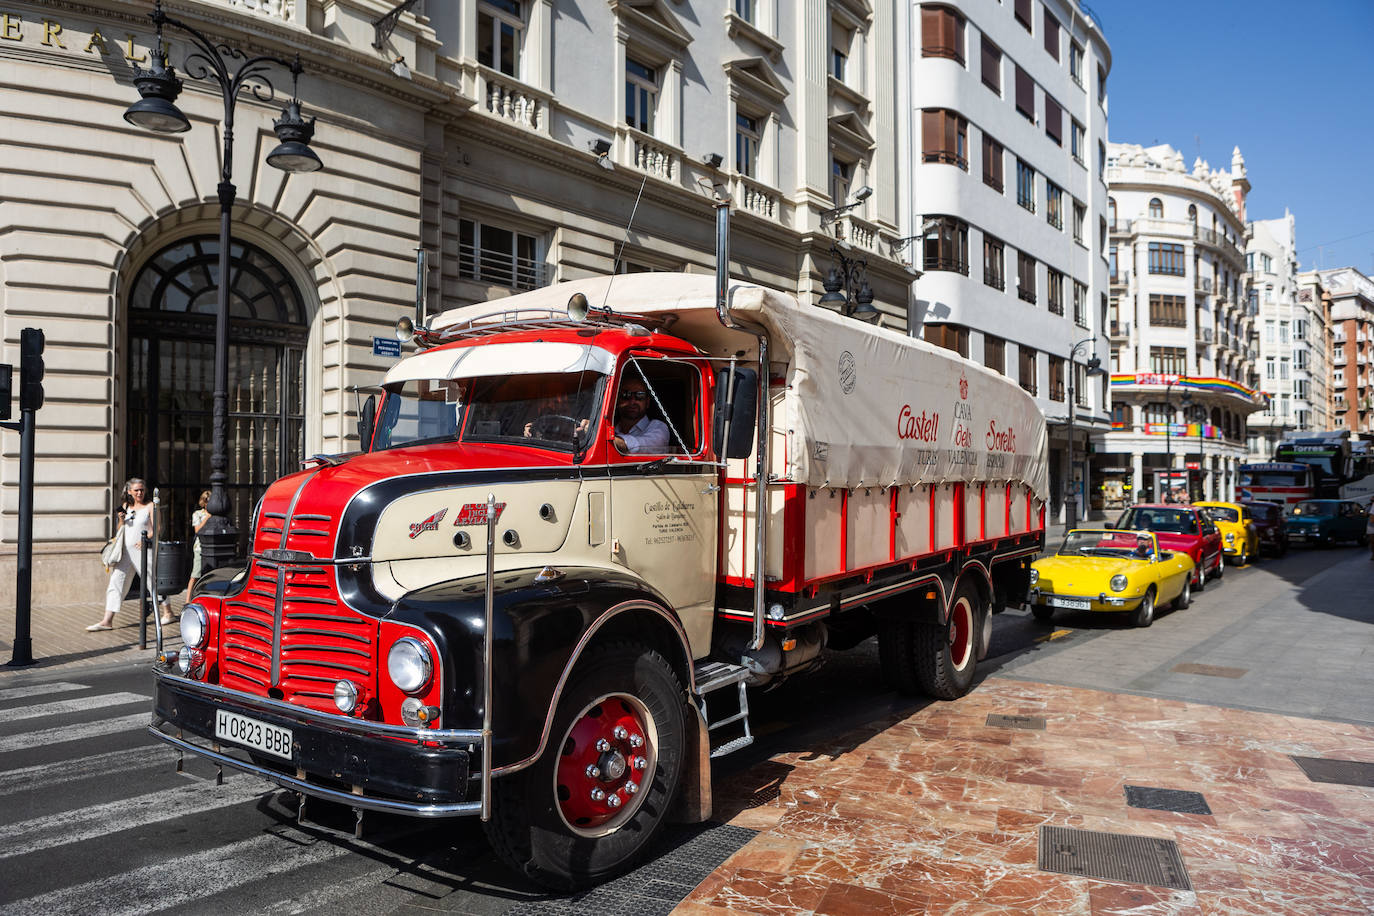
[1344,438,1374,506]
[1237,462,1315,512]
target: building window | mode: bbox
[1188,203,1198,224]
[985,335,1005,374]
[1046,183,1063,229]
[921,6,965,64]
[1109,245,1117,280]
[1017,251,1037,304]
[981,36,1001,94]
[1261,253,1273,273]
[922,109,968,169]
[924,323,969,358]
[1099,216,1107,252]
[1097,63,1107,104]
[1112,403,1132,428]
[734,0,754,23]
[1294,319,1307,341]
[1148,197,1163,218]
[625,57,658,133]
[1148,243,1185,275]
[983,234,1005,290]
[1266,358,1276,380]
[923,216,970,275]
[459,217,545,290]
[1044,95,1062,145]
[1049,355,1065,401]
[1149,294,1187,328]
[1108,197,1116,228]
[830,21,849,81]
[1016,159,1035,212]
[1071,119,1084,164]
[830,158,851,205]
[1264,320,1275,343]
[1047,269,1064,315]
[1015,65,1034,121]
[1098,140,1105,177]
[982,133,1004,191]
[734,113,760,177]
[1069,41,1084,86]
[1015,0,1033,32]
[1019,345,1037,395]
[1149,346,1187,375]
[1072,200,1085,243]
[1073,281,1088,327]
[478,0,525,77]
[1043,7,1060,60]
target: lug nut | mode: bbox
[590,788,606,801]
[585,764,600,779]
[613,725,628,740]
[629,733,644,748]
[633,755,648,770]
[595,738,611,753]
[625,780,639,795]
[607,794,621,808]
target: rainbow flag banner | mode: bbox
[1111,374,1266,405]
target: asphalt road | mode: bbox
[0,543,1367,913]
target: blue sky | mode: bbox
[1102,0,1374,273]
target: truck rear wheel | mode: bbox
[912,582,982,699]
[483,643,685,890]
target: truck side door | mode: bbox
[606,357,719,658]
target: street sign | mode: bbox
[372,336,402,358]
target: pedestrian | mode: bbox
[183,490,212,609]
[87,477,169,631]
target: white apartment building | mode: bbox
[1246,213,1329,459]
[911,0,1111,524]
[1315,268,1374,432]
[1,0,923,603]
[1099,143,1265,506]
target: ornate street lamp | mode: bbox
[817,186,879,323]
[1065,337,1106,529]
[125,1,323,573]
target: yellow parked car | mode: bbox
[1194,501,1260,565]
[1028,529,1196,628]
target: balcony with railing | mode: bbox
[1109,320,1130,339]
[477,68,553,135]
[616,127,681,183]
[1193,225,1244,266]
[833,213,881,256]
[731,174,781,222]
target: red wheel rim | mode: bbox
[948,597,973,671]
[553,693,656,836]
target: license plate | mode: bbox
[1050,597,1091,610]
[216,710,293,760]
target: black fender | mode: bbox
[386,566,695,772]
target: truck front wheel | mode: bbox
[483,643,686,890]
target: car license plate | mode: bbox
[215,710,293,760]
[1049,597,1090,610]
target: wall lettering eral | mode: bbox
[0,11,151,62]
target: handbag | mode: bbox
[100,531,124,570]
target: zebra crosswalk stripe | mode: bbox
[0,746,167,795]
[0,713,150,754]
[0,682,89,702]
[0,693,149,725]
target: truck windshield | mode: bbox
[1275,448,1337,476]
[375,371,604,451]
[1241,470,1307,487]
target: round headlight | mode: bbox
[334,679,359,714]
[180,604,208,649]
[387,637,433,695]
[1225,532,1235,543]
[1110,574,1128,593]
[1029,568,1040,586]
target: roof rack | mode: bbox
[417,306,674,348]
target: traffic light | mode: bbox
[19,327,44,412]
[0,364,11,421]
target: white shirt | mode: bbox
[619,415,670,454]
[121,505,156,550]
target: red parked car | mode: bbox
[1113,504,1225,589]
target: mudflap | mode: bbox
[672,696,713,824]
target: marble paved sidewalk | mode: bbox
[677,677,1374,915]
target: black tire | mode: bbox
[1030,605,1055,623]
[483,643,686,891]
[912,581,983,700]
[1131,588,1156,628]
[1172,576,1191,611]
[1193,561,1206,592]
[1212,553,1224,580]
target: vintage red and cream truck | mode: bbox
[151,208,1047,888]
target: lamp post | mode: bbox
[1065,337,1105,529]
[124,0,323,573]
[817,186,879,322]
[1180,393,1206,500]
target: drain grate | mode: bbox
[1039,826,1192,891]
[1124,785,1212,815]
[986,713,1046,730]
[1290,756,1374,788]
[1170,663,1248,679]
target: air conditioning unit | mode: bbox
[1200,328,1213,343]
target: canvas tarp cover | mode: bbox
[428,273,1048,496]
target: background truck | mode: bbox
[150,207,1048,889]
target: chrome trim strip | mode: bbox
[146,728,483,819]
[278,469,322,551]
[270,566,286,685]
[481,493,496,822]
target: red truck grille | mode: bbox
[219,559,378,712]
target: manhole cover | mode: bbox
[1170,663,1247,679]
[986,713,1046,730]
[1124,785,1212,815]
[1290,756,1374,788]
[1038,826,1192,891]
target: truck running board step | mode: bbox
[692,661,754,758]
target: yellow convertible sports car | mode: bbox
[1028,529,1196,628]
[1194,501,1260,565]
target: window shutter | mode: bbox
[1016,67,1034,119]
[1015,0,1032,29]
[981,37,1000,91]
[922,109,940,159]
[1043,9,1060,59]
[1045,96,1062,143]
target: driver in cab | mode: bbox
[612,378,669,454]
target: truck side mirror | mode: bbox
[358,394,376,451]
[714,367,758,460]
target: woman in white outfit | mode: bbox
[87,478,168,631]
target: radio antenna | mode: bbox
[603,172,650,310]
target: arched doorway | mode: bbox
[127,236,308,553]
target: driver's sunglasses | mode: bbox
[618,391,649,402]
